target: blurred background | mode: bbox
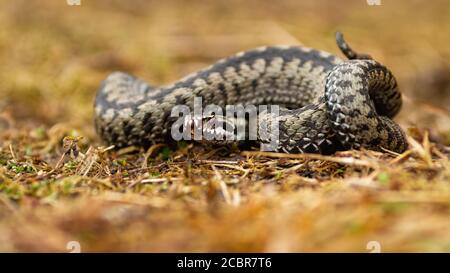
[0,0,449,144]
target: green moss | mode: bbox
[64,160,79,170]
[160,147,172,161]
[0,157,7,166]
[345,221,364,234]
[150,171,161,177]
[381,202,410,214]
[60,179,75,194]
[275,171,283,179]
[177,141,188,149]
[6,161,36,173]
[377,172,390,185]
[25,147,33,156]
[32,126,46,140]
[0,181,25,200]
[113,158,127,167]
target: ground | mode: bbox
[0,0,450,252]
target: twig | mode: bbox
[9,144,16,161]
[388,150,413,165]
[241,151,374,167]
[140,177,183,184]
[142,144,166,169]
[198,160,239,165]
[212,165,231,205]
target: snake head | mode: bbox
[184,114,238,145]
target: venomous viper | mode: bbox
[94,32,407,154]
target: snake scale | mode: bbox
[94,32,407,154]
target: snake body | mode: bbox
[94,33,407,154]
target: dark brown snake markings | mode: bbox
[94,32,407,154]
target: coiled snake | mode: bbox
[94,32,407,154]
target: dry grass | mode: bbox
[0,0,450,252]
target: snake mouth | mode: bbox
[182,115,240,145]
